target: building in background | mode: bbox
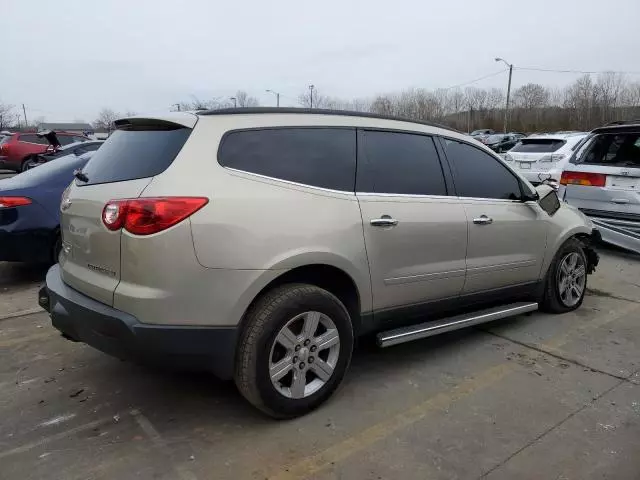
[37,122,94,137]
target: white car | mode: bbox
[506,134,587,184]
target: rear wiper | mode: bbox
[73,169,89,183]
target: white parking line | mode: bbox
[0,307,45,322]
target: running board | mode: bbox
[377,302,538,348]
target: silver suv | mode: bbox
[560,121,640,254]
[40,109,599,418]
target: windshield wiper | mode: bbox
[73,169,89,183]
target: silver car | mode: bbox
[40,109,599,417]
[560,121,640,254]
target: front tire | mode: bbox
[235,284,353,418]
[540,238,588,313]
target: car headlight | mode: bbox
[505,154,513,162]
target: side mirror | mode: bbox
[535,184,561,215]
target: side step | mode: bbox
[377,302,538,348]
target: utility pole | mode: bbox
[22,104,28,127]
[230,97,237,108]
[495,57,513,133]
[266,90,280,107]
[173,103,181,112]
[309,85,315,108]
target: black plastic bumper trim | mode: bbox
[42,264,238,379]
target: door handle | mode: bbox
[371,215,398,227]
[611,198,630,204]
[473,215,493,225]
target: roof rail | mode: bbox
[604,119,640,126]
[196,107,458,132]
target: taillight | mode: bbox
[102,197,208,235]
[559,171,606,187]
[0,196,32,208]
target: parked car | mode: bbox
[40,109,599,418]
[25,139,103,170]
[506,134,587,185]
[470,128,495,142]
[483,133,520,153]
[0,151,95,263]
[0,131,90,172]
[559,121,640,254]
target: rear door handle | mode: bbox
[371,215,398,227]
[473,215,493,225]
[611,198,630,204]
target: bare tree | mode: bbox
[93,108,120,131]
[0,103,19,130]
[234,91,259,108]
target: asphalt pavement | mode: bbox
[0,247,639,479]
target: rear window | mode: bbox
[485,135,504,143]
[80,127,191,185]
[511,139,566,153]
[576,132,640,167]
[218,128,356,191]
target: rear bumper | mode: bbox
[40,264,239,379]
[579,209,640,254]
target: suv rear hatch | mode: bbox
[507,137,568,172]
[59,114,197,305]
[561,128,640,252]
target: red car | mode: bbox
[0,131,90,172]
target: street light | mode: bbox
[230,97,237,108]
[265,89,280,107]
[495,57,513,133]
[308,84,315,108]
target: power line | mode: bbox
[517,66,640,75]
[442,69,507,90]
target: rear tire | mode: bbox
[22,156,39,172]
[235,284,353,418]
[540,237,588,313]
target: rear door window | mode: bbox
[218,128,356,191]
[80,126,191,185]
[359,130,447,195]
[511,139,566,153]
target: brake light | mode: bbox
[559,171,606,187]
[102,197,208,235]
[0,196,32,208]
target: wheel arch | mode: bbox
[238,263,365,340]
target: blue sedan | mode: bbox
[0,151,94,264]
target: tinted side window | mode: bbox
[361,131,447,195]
[19,134,47,144]
[443,139,522,200]
[218,128,356,191]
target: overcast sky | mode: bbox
[3,0,640,123]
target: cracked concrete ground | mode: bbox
[1,246,639,479]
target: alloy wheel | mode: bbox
[269,311,341,399]
[556,252,586,307]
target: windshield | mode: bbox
[511,138,566,153]
[485,135,504,143]
[470,130,488,136]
